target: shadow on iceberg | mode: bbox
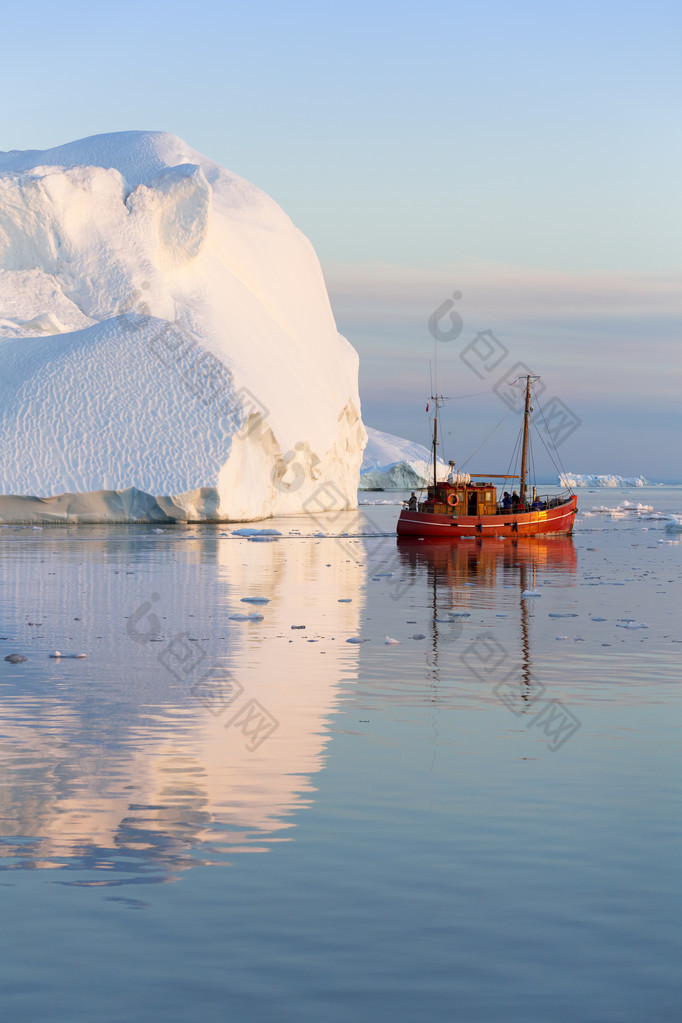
[0,485,222,524]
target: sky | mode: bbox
[2,0,680,480]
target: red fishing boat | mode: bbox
[396,374,577,539]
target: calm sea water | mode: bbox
[1,487,680,1022]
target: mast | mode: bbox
[432,395,438,488]
[429,391,448,488]
[519,375,532,503]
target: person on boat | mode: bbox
[502,491,512,510]
[531,496,542,510]
[407,493,418,511]
[511,491,521,511]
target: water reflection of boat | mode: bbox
[397,535,577,589]
[397,536,577,688]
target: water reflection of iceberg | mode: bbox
[0,527,364,882]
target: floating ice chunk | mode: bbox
[4,653,27,663]
[616,622,648,630]
[411,633,426,640]
[232,528,282,537]
[549,613,578,618]
[291,625,306,630]
[385,636,401,645]
[347,637,368,644]
[240,597,270,604]
[229,613,263,621]
[338,598,352,603]
[49,651,86,658]
[591,617,607,622]
[555,636,568,640]
[521,590,542,598]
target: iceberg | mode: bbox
[0,131,365,521]
[559,473,650,488]
[360,426,448,490]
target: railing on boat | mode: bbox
[494,493,573,514]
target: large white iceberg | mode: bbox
[0,131,365,520]
[360,426,448,490]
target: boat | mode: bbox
[396,374,577,538]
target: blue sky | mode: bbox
[2,0,681,478]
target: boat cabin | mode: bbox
[421,481,497,517]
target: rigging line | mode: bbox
[529,431,537,491]
[448,388,495,399]
[530,413,566,481]
[531,385,571,477]
[458,404,517,470]
[529,385,570,485]
[506,424,523,481]
[529,387,568,474]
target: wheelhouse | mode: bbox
[420,481,497,517]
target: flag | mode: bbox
[425,402,429,412]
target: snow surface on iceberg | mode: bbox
[559,473,650,488]
[0,131,365,520]
[359,426,448,490]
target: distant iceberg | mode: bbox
[559,473,651,488]
[360,427,448,490]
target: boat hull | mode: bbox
[396,495,577,539]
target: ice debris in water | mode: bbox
[50,651,86,658]
[347,637,368,644]
[549,613,578,618]
[229,613,264,622]
[411,633,426,640]
[240,597,270,604]
[522,590,542,598]
[4,653,27,663]
[616,622,648,630]
[385,636,401,645]
[232,528,282,537]
[338,598,352,603]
